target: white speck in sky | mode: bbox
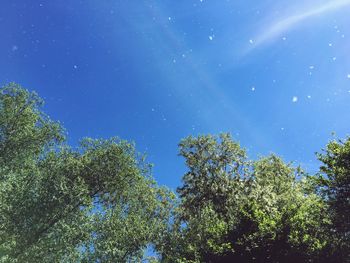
[292,96,298,103]
[12,45,18,51]
[282,36,287,41]
[328,43,333,47]
[251,86,256,91]
[332,57,337,61]
[281,127,285,131]
[307,95,311,99]
[309,65,314,70]
[209,35,214,41]
[168,17,171,21]
[347,74,350,79]
[249,39,254,44]
[73,65,78,69]
[151,108,155,112]
[172,59,176,63]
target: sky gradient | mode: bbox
[1,0,350,189]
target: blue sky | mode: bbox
[1,0,350,189]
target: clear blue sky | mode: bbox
[1,0,350,189]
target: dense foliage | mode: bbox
[0,83,349,262]
[0,83,174,262]
[157,135,338,263]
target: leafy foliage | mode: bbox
[316,137,350,261]
[0,83,349,262]
[158,134,333,263]
[0,83,174,262]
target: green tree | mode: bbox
[1,83,347,262]
[0,83,174,262]
[158,134,330,263]
[316,137,350,262]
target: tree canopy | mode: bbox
[0,83,349,262]
[157,135,333,263]
[0,83,174,262]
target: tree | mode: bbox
[158,134,331,263]
[0,83,174,262]
[316,137,350,261]
[1,83,348,262]
[157,134,248,262]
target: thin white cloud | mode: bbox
[250,0,350,49]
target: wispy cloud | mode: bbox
[247,0,350,51]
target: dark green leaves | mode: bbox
[317,138,350,261]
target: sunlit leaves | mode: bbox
[0,83,348,262]
[0,83,174,262]
[159,134,332,262]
